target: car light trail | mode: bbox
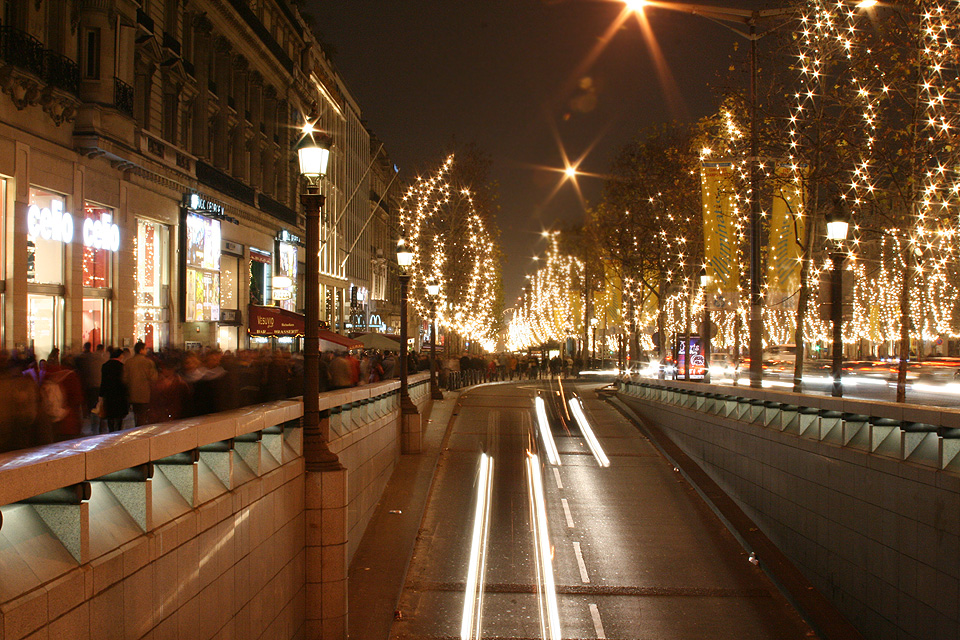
[461,453,494,640]
[568,397,610,467]
[534,396,561,465]
[526,453,562,640]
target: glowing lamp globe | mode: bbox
[426,281,440,297]
[297,128,332,178]
[397,238,413,268]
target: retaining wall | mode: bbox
[618,379,960,640]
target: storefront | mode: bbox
[81,203,118,348]
[218,240,243,352]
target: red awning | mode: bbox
[248,305,304,337]
[319,330,364,351]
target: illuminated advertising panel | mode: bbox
[184,212,221,322]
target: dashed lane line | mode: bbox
[561,498,575,528]
[589,603,606,639]
[573,541,590,583]
[553,467,563,489]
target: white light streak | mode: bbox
[568,397,610,467]
[461,453,494,640]
[526,453,562,640]
[535,396,561,465]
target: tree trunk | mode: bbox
[896,247,913,403]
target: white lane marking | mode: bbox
[561,498,575,528]
[573,541,590,583]
[589,603,606,639]
[553,467,563,489]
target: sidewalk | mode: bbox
[347,391,461,640]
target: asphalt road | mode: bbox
[390,381,813,639]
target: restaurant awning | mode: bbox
[248,305,304,337]
[319,330,363,351]
[247,306,363,350]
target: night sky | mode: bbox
[306,0,751,305]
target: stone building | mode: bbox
[0,0,399,357]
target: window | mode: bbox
[162,90,178,142]
[83,28,100,79]
[27,188,67,285]
[82,204,112,288]
[184,213,221,322]
[249,248,272,306]
[135,219,170,350]
[221,254,239,311]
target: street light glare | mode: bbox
[624,0,649,12]
[856,0,878,7]
[564,165,578,179]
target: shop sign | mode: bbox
[184,192,224,216]
[28,201,74,243]
[277,229,302,245]
[82,211,121,252]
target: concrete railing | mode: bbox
[0,372,431,640]
[618,377,960,472]
[616,376,960,640]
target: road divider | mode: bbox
[526,452,562,640]
[461,453,494,640]
[568,397,610,467]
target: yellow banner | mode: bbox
[766,165,805,309]
[701,162,738,310]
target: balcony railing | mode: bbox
[43,50,79,95]
[0,26,44,77]
[113,77,134,117]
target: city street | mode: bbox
[390,382,813,639]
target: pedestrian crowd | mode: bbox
[0,343,580,456]
[0,342,423,455]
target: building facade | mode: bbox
[0,0,399,358]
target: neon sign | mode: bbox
[82,211,121,252]
[28,201,73,243]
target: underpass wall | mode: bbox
[619,390,960,640]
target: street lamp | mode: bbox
[625,1,794,388]
[426,280,443,399]
[700,267,712,384]
[397,237,419,413]
[826,202,850,398]
[297,125,339,470]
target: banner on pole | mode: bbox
[766,164,805,310]
[701,162,739,308]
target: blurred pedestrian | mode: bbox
[100,348,127,433]
[77,342,103,434]
[123,341,157,426]
[42,349,84,441]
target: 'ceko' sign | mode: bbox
[27,202,120,252]
[82,211,121,252]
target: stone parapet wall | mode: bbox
[0,373,432,640]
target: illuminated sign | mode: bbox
[184,192,224,216]
[82,211,120,252]
[27,202,73,243]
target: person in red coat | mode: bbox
[43,349,85,440]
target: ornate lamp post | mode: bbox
[426,280,443,399]
[826,203,850,398]
[297,125,339,469]
[397,237,418,412]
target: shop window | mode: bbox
[135,219,170,350]
[82,298,105,348]
[184,213,220,322]
[274,242,297,312]
[28,294,62,359]
[82,204,111,288]
[27,188,67,285]
[250,248,271,305]
[221,254,239,311]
